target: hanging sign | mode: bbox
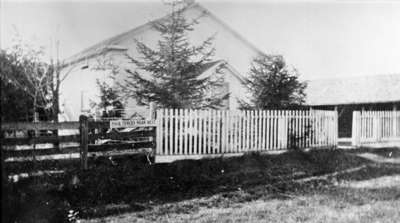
[110,119,157,129]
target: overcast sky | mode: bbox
[1,0,400,80]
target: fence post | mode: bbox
[32,112,39,166]
[393,107,397,139]
[156,109,164,156]
[352,111,359,147]
[149,102,156,120]
[79,115,88,170]
[334,110,339,147]
[149,104,157,158]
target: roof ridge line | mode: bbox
[62,2,199,66]
[309,73,400,82]
[62,2,265,67]
[197,5,264,57]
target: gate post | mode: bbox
[79,115,88,170]
[156,109,163,158]
[352,111,360,147]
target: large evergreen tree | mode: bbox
[119,3,224,109]
[241,54,307,109]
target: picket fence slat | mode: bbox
[352,110,400,146]
[157,108,338,157]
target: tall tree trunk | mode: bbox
[32,91,38,174]
[52,64,60,150]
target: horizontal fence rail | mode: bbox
[156,109,338,158]
[1,122,80,131]
[1,116,156,170]
[352,110,400,147]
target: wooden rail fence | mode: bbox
[352,110,400,147]
[2,109,340,168]
[156,109,338,161]
[1,115,156,170]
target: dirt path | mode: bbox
[356,152,400,164]
[296,151,400,184]
[340,174,400,189]
[295,165,367,183]
[334,152,400,189]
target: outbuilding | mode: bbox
[306,74,400,138]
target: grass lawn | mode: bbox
[86,190,400,223]
[84,166,400,222]
[3,147,400,223]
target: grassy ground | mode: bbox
[3,147,400,223]
[85,190,400,223]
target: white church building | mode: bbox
[59,1,263,121]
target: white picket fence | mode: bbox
[352,110,400,147]
[156,109,338,160]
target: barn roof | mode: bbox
[305,74,400,106]
[62,2,263,68]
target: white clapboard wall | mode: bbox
[156,109,338,161]
[352,110,400,147]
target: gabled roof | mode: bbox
[62,2,263,68]
[198,60,223,74]
[306,74,400,106]
[198,60,245,83]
